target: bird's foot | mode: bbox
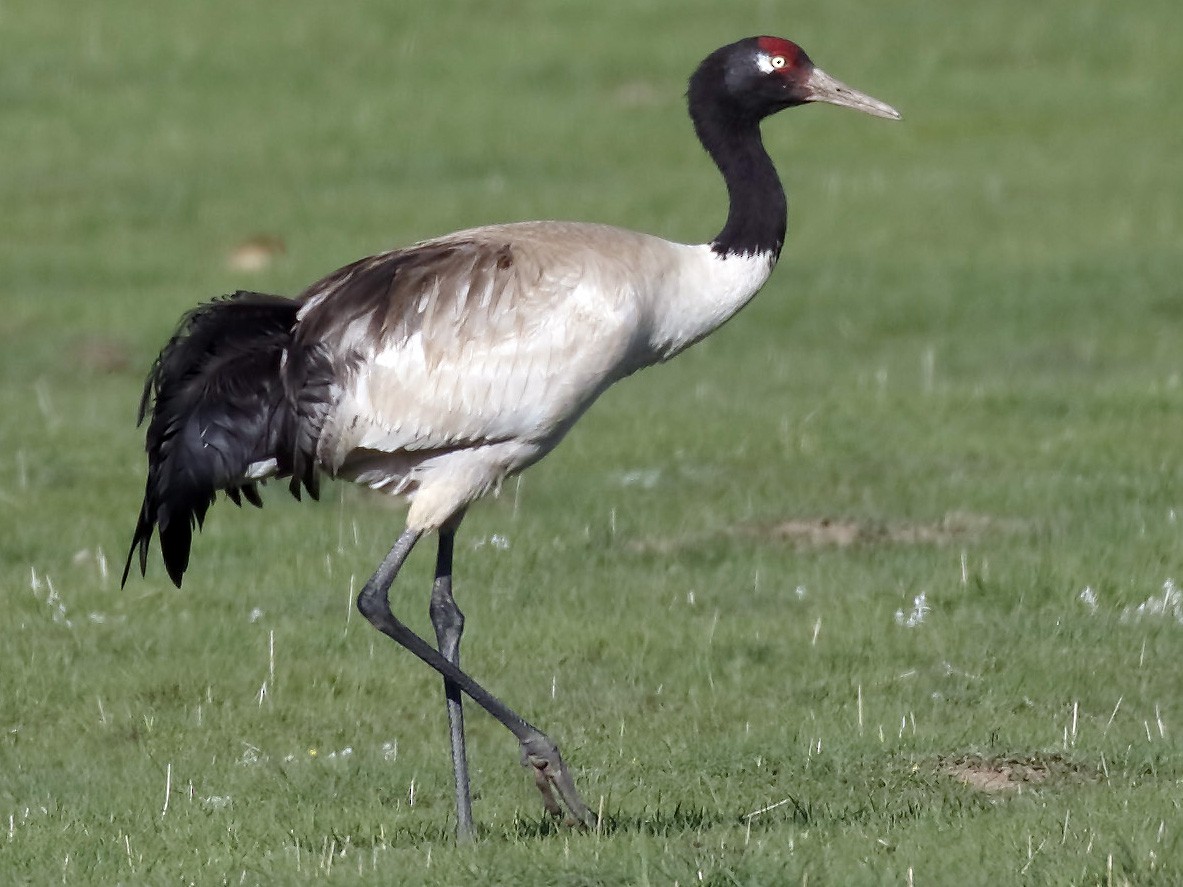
[520,733,596,830]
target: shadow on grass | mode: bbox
[505,790,936,842]
[507,802,726,841]
[288,748,1093,851]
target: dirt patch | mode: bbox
[939,753,1095,794]
[226,234,286,272]
[756,517,863,547]
[631,512,1024,555]
[755,512,1022,547]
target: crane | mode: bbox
[123,35,899,841]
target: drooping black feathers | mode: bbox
[121,291,331,588]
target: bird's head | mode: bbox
[693,36,901,124]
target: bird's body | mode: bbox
[295,221,775,530]
[124,36,899,841]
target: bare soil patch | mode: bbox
[753,512,1026,547]
[631,511,1025,555]
[226,234,287,272]
[939,753,1096,794]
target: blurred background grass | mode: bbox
[2,0,1182,883]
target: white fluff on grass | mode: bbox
[895,592,929,628]
[1120,579,1183,625]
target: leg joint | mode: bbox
[356,585,387,625]
[429,588,465,635]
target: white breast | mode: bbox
[646,245,777,361]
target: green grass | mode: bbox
[3,0,1182,882]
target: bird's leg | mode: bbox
[427,527,475,842]
[356,527,597,832]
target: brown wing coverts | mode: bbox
[295,238,531,352]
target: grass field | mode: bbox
[3,0,1182,882]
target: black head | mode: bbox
[690,36,900,125]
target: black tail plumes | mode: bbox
[122,291,328,587]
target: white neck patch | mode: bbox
[644,244,778,362]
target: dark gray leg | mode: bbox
[356,527,595,835]
[428,528,474,842]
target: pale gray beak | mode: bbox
[805,67,901,120]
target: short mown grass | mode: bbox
[2,0,1181,883]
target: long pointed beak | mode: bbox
[805,67,901,120]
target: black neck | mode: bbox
[688,71,787,259]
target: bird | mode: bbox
[122,35,899,841]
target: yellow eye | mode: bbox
[771,56,786,69]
